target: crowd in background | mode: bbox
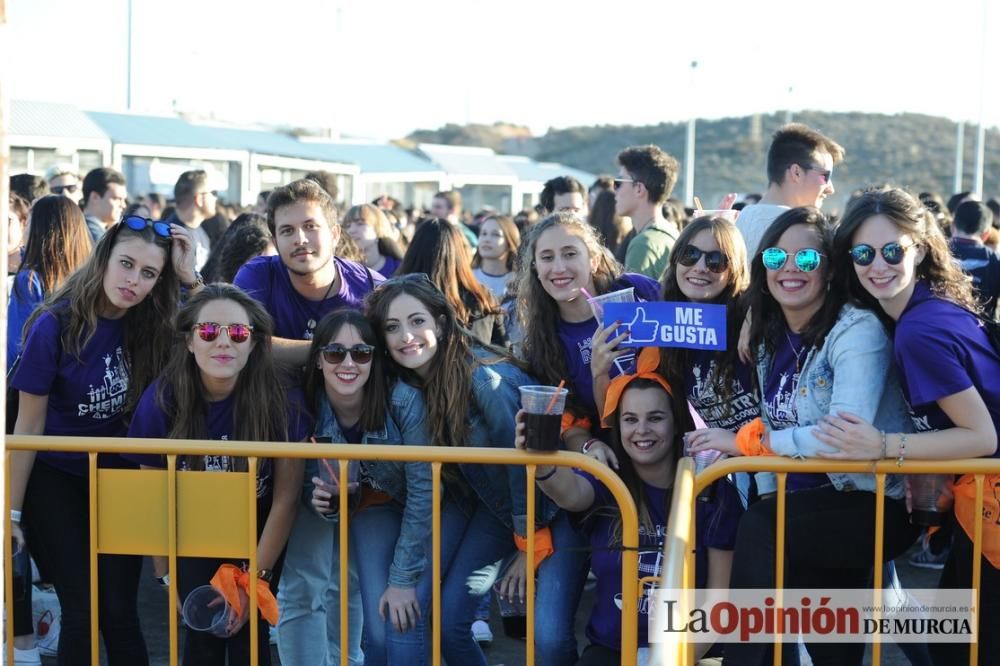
[5,121,1000,666]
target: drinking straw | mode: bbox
[580,287,593,300]
[320,458,338,487]
[693,196,704,211]
[544,380,566,414]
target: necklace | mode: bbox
[305,274,338,334]
[785,330,806,373]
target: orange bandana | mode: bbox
[211,564,280,626]
[600,347,673,428]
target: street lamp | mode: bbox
[684,61,698,207]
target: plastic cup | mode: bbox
[319,458,360,493]
[182,585,233,637]
[908,474,953,526]
[586,287,635,322]
[519,385,568,451]
[683,435,723,502]
[694,209,739,224]
[493,582,526,639]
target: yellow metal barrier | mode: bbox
[653,456,1000,666]
[4,436,642,666]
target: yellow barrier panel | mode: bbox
[655,456,999,666]
[4,436,641,666]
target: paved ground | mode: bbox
[38,542,941,665]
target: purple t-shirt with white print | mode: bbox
[895,281,1000,454]
[234,255,384,340]
[11,310,136,476]
[125,380,313,497]
[686,348,759,432]
[763,330,826,489]
[558,273,660,421]
[577,469,742,651]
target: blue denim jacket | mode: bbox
[755,304,911,499]
[310,380,434,588]
[461,350,560,537]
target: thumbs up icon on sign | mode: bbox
[628,307,659,343]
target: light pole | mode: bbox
[973,0,989,197]
[954,121,965,195]
[684,60,697,207]
[126,0,133,110]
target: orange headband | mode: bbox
[600,347,673,428]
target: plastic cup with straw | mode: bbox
[519,380,568,451]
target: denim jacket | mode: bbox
[755,304,911,499]
[310,381,434,588]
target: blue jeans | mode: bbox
[535,510,590,665]
[351,502,429,665]
[417,499,517,666]
[276,502,363,666]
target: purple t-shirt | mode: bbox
[11,310,136,476]
[234,255,384,340]
[126,380,313,496]
[379,255,401,278]
[686,349,759,431]
[764,330,826,490]
[558,273,661,421]
[895,281,1000,454]
[577,469,742,651]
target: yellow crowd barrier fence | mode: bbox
[3,435,641,666]
[653,456,1000,666]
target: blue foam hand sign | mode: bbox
[604,302,727,351]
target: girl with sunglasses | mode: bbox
[306,309,434,665]
[126,284,310,666]
[818,188,1000,666]
[686,207,920,665]
[366,274,552,666]
[515,211,661,665]
[8,215,197,665]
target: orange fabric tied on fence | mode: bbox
[601,347,673,428]
[210,564,280,626]
[735,418,773,457]
[561,412,592,435]
[514,527,554,570]
[952,473,1000,569]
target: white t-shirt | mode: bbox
[734,203,789,256]
[472,267,512,301]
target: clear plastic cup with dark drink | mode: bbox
[519,385,569,451]
[908,473,953,526]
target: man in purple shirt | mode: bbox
[235,179,383,367]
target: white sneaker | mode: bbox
[471,619,493,646]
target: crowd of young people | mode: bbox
[7,122,1000,666]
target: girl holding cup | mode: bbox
[306,308,434,666]
[126,284,310,666]
[819,188,1000,666]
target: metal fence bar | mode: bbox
[431,462,442,666]
[247,457,259,666]
[3,452,14,666]
[167,455,179,666]
[525,464,537,666]
[971,474,984,666]
[338,459,351,666]
[872,473,886,666]
[88,452,99,666]
[773,473,786,666]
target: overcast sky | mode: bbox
[7,0,999,140]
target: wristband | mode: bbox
[535,466,558,482]
[735,418,771,457]
[155,574,170,587]
[10,509,21,523]
[183,270,205,290]
[581,438,601,455]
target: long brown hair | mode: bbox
[515,212,623,414]
[15,195,91,296]
[365,275,517,448]
[659,215,749,403]
[398,218,500,325]
[343,204,404,261]
[471,214,521,272]
[833,187,980,319]
[303,308,387,433]
[26,218,179,411]
[157,284,289,471]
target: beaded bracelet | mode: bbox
[880,430,887,459]
[896,433,908,467]
[536,466,558,482]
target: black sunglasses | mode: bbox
[849,242,914,266]
[51,184,80,195]
[321,343,374,365]
[803,164,833,184]
[677,245,729,273]
[121,215,171,239]
[613,178,639,191]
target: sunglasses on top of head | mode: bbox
[321,343,374,365]
[761,247,824,272]
[121,215,171,239]
[192,322,254,343]
[848,242,914,266]
[677,245,729,273]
